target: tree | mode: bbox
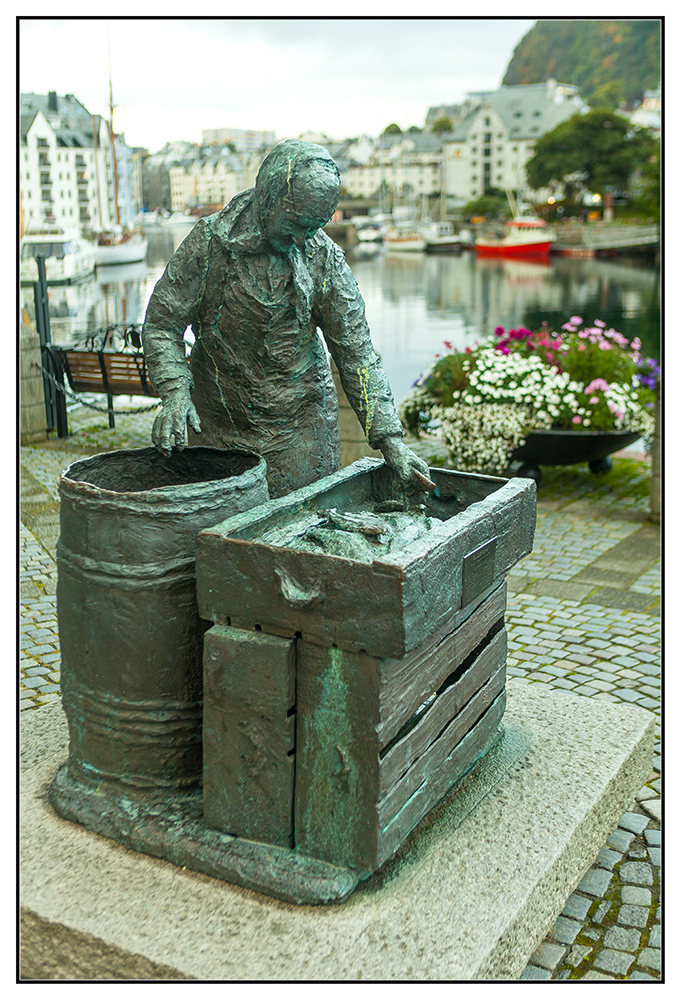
[383,123,402,135]
[525,109,656,202]
[430,116,453,133]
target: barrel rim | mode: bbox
[59,445,267,505]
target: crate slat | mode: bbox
[203,625,296,848]
[378,627,507,791]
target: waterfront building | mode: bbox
[201,127,276,154]
[341,132,444,207]
[20,92,118,232]
[442,80,587,206]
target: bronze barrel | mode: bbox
[56,446,268,797]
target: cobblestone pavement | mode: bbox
[20,408,661,981]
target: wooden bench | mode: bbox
[49,326,158,429]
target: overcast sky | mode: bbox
[19,17,537,153]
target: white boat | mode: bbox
[161,212,198,227]
[355,222,385,243]
[95,228,148,265]
[383,225,426,252]
[420,220,463,252]
[20,225,98,286]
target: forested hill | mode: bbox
[502,20,660,109]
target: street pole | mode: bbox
[33,255,68,437]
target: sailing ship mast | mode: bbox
[108,24,120,227]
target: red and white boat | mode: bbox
[475,217,555,257]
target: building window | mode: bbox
[484,132,491,143]
[484,148,491,157]
[484,117,490,126]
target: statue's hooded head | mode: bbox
[254,140,341,252]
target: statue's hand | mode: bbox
[379,437,436,498]
[151,390,201,456]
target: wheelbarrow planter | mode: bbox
[511,428,641,483]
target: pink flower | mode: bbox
[599,340,611,350]
[494,326,505,337]
[631,337,642,350]
[590,397,599,405]
[570,316,583,325]
[443,340,453,350]
[572,415,582,424]
[578,344,586,352]
[594,319,606,328]
[562,323,576,332]
[578,330,589,339]
[585,378,610,393]
[546,351,555,363]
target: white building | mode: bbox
[442,80,587,205]
[20,92,114,233]
[341,133,444,206]
[167,145,250,211]
[20,91,140,233]
[201,127,276,154]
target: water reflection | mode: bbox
[22,225,659,407]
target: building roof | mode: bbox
[20,92,103,147]
[446,81,586,143]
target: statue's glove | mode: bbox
[379,436,436,500]
[151,389,201,456]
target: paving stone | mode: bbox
[604,925,641,952]
[618,904,649,929]
[577,868,612,898]
[565,944,592,968]
[582,969,616,980]
[520,965,552,980]
[592,900,612,925]
[607,828,635,852]
[648,925,661,948]
[619,812,649,835]
[561,893,591,922]
[637,947,661,972]
[621,886,652,906]
[629,970,658,980]
[640,798,661,822]
[620,861,653,886]
[594,949,636,976]
[644,829,661,848]
[530,941,566,971]
[647,847,661,868]
[549,916,581,945]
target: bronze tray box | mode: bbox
[196,460,536,874]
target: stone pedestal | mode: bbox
[21,681,654,981]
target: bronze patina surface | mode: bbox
[141,139,433,501]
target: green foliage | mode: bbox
[525,109,656,198]
[430,116,453,133]
[503,19,660,109]
[383,123,402,134]
[462,194,508,216]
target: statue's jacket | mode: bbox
[143,189,402,497]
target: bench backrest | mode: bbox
[56,349,155,398]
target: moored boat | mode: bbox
[475,217,555,257]
[383,225,426,252]
[95,228,148,265]
[20,225,98,286]
[420,220,462,252]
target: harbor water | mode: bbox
[27,222,660,408]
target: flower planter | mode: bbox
[511,428,641,483]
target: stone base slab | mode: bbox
[20,680,654,981]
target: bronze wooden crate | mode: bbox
[197,460,536,874]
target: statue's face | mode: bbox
[264,164,339,252]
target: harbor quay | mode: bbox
[20,402,661,982]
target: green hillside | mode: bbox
[502,19,660,109]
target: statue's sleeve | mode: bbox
[142,218,212,397]
[316,240,403,449]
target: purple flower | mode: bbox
[570,315,583,325]
[494,326,505,337]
